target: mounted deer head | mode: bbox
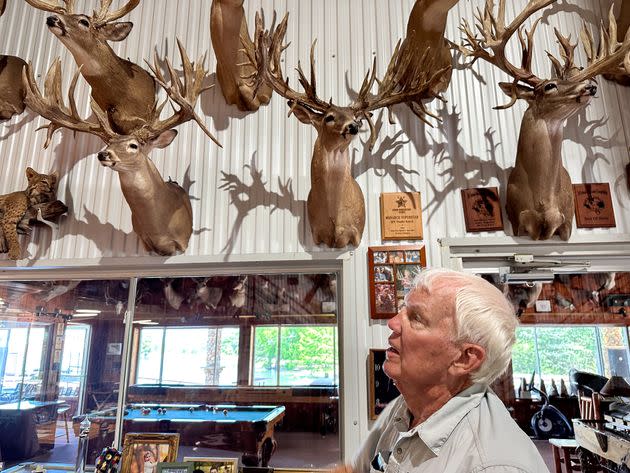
[24,0,156,134]
[24,41,218,255]
[210,0,272,111]
[0,55,27,122]
[0,0,6,16]
[460,0,630,240]
[396,0,460,120]
[605,0,630,85]
[252,14,442,248]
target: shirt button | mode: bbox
[396,447,403,455]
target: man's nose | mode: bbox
[387,310,402,332]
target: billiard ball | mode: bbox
[189,407,194,413]
[222,409,228,416]
[212,407,217,413]
[162,408,167,414]
[141,408,150,416]
[157,408,163,414]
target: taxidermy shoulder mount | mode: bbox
[0,167,67,260]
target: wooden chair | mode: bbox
[577,389,602,420]
[549,438,580,473]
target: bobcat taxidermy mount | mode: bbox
[0,168,66,260]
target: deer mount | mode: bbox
[24,0,157,135]
[397,0,461,120]
[605,0,630,86]
[0,1,28,123]
[210,0,272,111]
[252,14,443,248]
[460,0,630,241]
[24,41,219,256]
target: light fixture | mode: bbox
[75,309,101,314]
[133,319,159,325]
[499,268,555,284]
[72,312,100,318]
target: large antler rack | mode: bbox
[459,0,557,99]
[145,39,221,147]
[351,39,449,145]
[251,11,441,149]
[573,5,630,82]
[250,12,330,117]
[23,59,117,148]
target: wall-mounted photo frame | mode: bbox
[573,183,616,228]
[120,433,180,473]
[368,245,426,319]
[380,192,423,240]
[368,349,400,419]
[461,187,504,232]
[182,457,239,473]
[156,463,193,473]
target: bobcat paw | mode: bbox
[8,249,21,260]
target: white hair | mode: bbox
[412,268,518,385]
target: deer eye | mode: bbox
[78,18,90,27]
[544,83,557,92]
[128,143,138,150]
[324,115,335,123]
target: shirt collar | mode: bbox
[406,384,488,455]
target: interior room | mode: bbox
[1,0,630,472]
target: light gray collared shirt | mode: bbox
[352,384,550,473]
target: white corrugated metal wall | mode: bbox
[1,0,629,457]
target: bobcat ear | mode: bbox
[25,167,37,181]
[50,171,59,186]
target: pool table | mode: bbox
[74,404,285,466]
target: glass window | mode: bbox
[0,279,127,467]
[513,326,630,392]
[135,327,239,385]
[253,325,338,386]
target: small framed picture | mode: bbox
[573,183,616,228]
[368,349,400,419]
[120,433,179,473]
[182,457,239,473]
[368,245,426,319]
[461,187,504,232]
[157,463,193,473]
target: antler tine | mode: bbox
[146,39,221,147]
[459,0,557,86]
[545,28,578,79]
[23,0,66,14]
[572,5,630,82]
[23,59,116,148]
[251,11,329,113]
[93,0,140,26]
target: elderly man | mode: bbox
[351,268,549,473]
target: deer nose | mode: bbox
[97,151,110,161]
[46,16,59,27]
[585,84,597,95]
[348,123,359,135]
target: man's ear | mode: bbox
[450,343,486,377]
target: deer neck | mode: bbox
[408,0,458,38]
[62,39,126,79]
[515,107,566,202]
[117,158,166,212]
[310,137,352,190]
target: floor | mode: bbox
[15,422,556,471]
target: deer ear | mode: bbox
[150,130,178,150]
[288,101,320,126]
[499,82,534,100]
[100,22,133,42]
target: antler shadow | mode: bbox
[219,152,306,259]
[422,105,508,223]
[351,111,418,190]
